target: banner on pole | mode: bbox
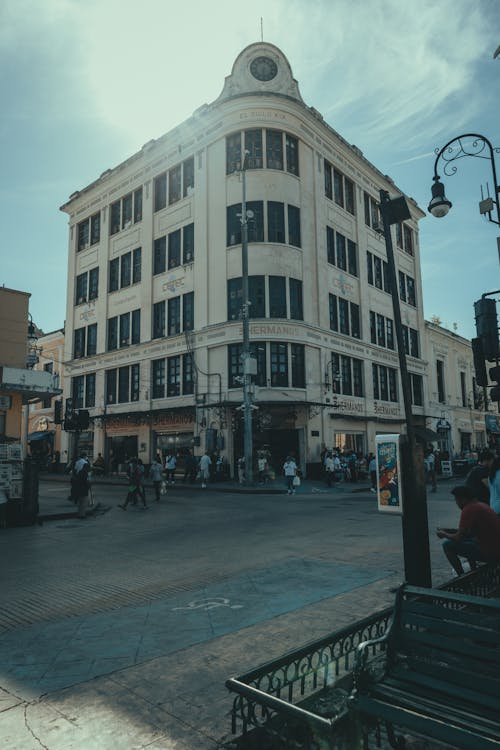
[376,433,403,514]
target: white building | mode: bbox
[424,320,487,456]
[60,42,429,476]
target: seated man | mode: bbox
[437,485,500,575]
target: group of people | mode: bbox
[437,450,500,575]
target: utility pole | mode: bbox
[240,155,255,484]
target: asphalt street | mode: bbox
[0,477,460,749]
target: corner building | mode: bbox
[60,43,428,476]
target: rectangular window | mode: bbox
[411,373,423,406]
[72,375,84,409]
[74,328,85,358]
[132,248,141,284]
[118,366,130,403]
[131,309,140,344]
[228,343,243,389]
[347,239,357,276]
[107,317,118,351]
[333,169,344,208]
[329,294,338,332]
[168,296,181,336]
[269,276,287,318]
[350,303,360,339]
[409,328,419,358]
[226,132,242,174]
[247,200,264,242]
[376,314,386,347]
[402,325,409,355]
[183,157,194,197]
[327,226,335,265]
[386,319,394,350]
[460,371,467,407]
[85,373,96,408]
[336,232,347,270]
[249,276,266,318]
[122,193,132,228]
[182,353,194,395]
[227,278,242,320]
[76,273,88,304]
[109,258,119,292]
[154,236,166,275]
[341,355,352,396]
[399,271,407,302]
[291,344,305,387]
[86,324,97,356]
[407,276,416,307]
[245,129,263,169]
[403,225,413,255]
[287,205,301,247]
[134,188,143,223]
[437,360,446,403]
[268,201,285,243]
[382,260,390,292]
[154,173,167,211]
[396,222,403,248]
[183,291,194,331]
[120,252,131,288]
[345,178,355,215]
[131,363,139,401]
[324,160,333,200]
[152,359,165,399]
[183,223,194,263]
[90,212,100,245]
[153,301,165,339]
[251,343,267,387]
[110,201,121,235]
[77,219,90,252]
[88,268,99,300]
[106,369,117,404]
[364,192,380,229]
[374,256,383,289]
[270,342,288,387]
[352,359,363,397]
[388,368,398,402]
[367,252,374,286]
[379,366,388,401]
[167,356,181,396]
[339,298,349,335]
[289,278,303,321]
[370,311,377,344]
[266,129,283,170]
[169,165,181,204]
[227,204,242,246]
[285,134,299,175]
[120,312,130,347]
[372,363,379,400]
[168,229,181,269]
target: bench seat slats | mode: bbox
[387,666,500,714]
[393,627,500,668]
[356,694,500,750]
[401,608,500,645]
[402,599,500,630]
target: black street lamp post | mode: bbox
[378,190,432,587]
[428,133,500,228]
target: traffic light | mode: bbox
[54,399,63,425]
[471,338,488,387]
[490,365,500,403]
[64,398,76,431]
[474,298,499,361]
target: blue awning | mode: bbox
[28,430,55,442]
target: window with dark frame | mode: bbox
[183,292,194,331]
[226,132,242,174]
[118,367,130,403]
[249,276,265,318]
[131,363,140,401]
[329,294,338,332]
[106,369,117,404]
[327,226,335,265]
[169,165,181,205]
[437,359,446,403]
[154,236,166,275]
[339,298,349,335]
[154,173,167,211]
[167,356,181,396]
[168,229,181,269]
[88,268,99,300]
[183,157,194,197]
[324,160,333,200]
[153,301,165,339]
[131,309,140,344]
[107,317,118,351]
[152,359,165,399]
[74,328,85,358]
[289,278,303,321]
[183,223,194,263]
[291,343,305,387]
[269,276,287,318]
[109,258,119,292]
[287,205,301,247]
[268,201,285,243]
[120,312,130,347]
[266,129,283,170]
[86,324,97,356]
[132,248,141,284]
[227,278,243,320]
[270,342,288,387]
[120,252,131,288]
[85,373,96,408]
[336,232,347,270]
[182,353,194,395]
[285,134,299,175]
[245,129,263,169]
[76,273,88,304]
[72,375,84,409]
[411,373,423,406]
[168,296,181,336]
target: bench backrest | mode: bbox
[386,585,500,710]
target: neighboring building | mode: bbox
[59,42,429,476]
[28,328,65,466]
[0,286,61,453]
[424,320,487,456]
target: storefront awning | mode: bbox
[28,430,55,442]
[414,426,439,443]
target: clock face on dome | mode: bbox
[250,56,278,82]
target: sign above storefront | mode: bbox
[0,395,12,410]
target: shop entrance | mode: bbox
[234,428,300,478]
[105,435,138,472]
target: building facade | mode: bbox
[424,320,488,456]
[60,42,429,476]
[27,329,65,465]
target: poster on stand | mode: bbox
[376,434,403,514]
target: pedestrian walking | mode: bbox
[283,455,298,495]
[165,452,177,484]
[237,456,245,484]
[324,452,335,487]
[149,456,164,502]
[119,458,148,510]
[424,447,437,492]
[199,451,212,488]
[368,453,377,493]
[183,450,197,482]
[257,453,268,485]
[72,451,90,519]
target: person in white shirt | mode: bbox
[283,456,298,495]
[164,453,177,484]
[324,453,335,487]
[199,452,212,488]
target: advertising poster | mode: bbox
[375,433,403,514]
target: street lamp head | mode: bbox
[428,176,452,218]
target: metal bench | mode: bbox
[352,584,500,749]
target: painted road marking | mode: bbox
[173,597,244,612]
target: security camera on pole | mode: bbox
[240,151,257,484]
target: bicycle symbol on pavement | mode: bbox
[173,597,244,612]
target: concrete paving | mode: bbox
[0,476,459,749]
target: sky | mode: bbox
[0,0,499,339]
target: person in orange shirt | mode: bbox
[437,485,500,575]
